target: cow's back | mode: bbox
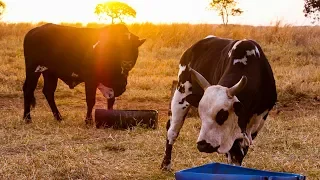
[24,23,99,59]
[23,23,100,79]
[178,37,236,98]
[181,37,235,85]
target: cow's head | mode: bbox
[93,24,146,96]
[190,68,250,154]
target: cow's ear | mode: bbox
[137,39,146,47]
[233,101,244,116]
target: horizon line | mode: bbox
[0,20,318,27]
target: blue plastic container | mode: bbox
[175,163,306,180]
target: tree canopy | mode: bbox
[208,0,243,25]
[304,0,320,23]
[94,1,136,24]
[0,1,6,19]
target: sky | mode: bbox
[1,0,315,26]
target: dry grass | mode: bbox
[0,22,319,179]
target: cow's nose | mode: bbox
[197,140,220,153]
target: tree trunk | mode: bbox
[224,7,229,25]
[221,10,225,25]
[111,18,114,24]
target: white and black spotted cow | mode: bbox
[161,35,277,170]
[23,23,145,124]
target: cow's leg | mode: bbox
[107,97,115,110]
[23,68,41,123]
[84,82,97,124]
[161,86,191,170]
[42,71,62,121]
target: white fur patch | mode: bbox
[233,56,248,65]
[255,46,260,57]
[246,49,256,56]
[204,35,215,39]
[167,81,192,144]
[93,41,100,49]
[71,72,79,78]
[228,40,243,57]
[35,66,48,72]
[178,64,186,78]
[233,48,259,66]
[97,83,114,99]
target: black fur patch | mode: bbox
[166,119,171,131]
[233,102,244,117]
[233,101,248,132]
[251,131,258,140]
[178,85,185,93]
[182,104,189,110]
[178,97,185,104]
[216,109,229,125]
[185,94,202,107]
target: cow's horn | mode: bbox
[190,68,211,90]
[228,76,247,97]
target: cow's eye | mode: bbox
[216,109,229,125]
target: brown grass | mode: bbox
[0,22,319,179]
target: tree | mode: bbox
[94,1,136,24]
[304,0,320,24]
[208,0,243,25]
[0,1,5,19]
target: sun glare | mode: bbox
[1,0,313,26]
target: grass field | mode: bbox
[0,22,319,179]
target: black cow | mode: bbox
[161,35,277,170]
[23,23,145,124]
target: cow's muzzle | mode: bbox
[197,140,220,153]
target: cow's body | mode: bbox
[23,23,145,123]
[161,36,277,169]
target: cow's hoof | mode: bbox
[54,113,63,121]
[160,161,172,171]
[24,118,32,124]
[55,116,63,121]
[85,118,93,125]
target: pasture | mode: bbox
[0,22,319,179]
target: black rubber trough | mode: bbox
[95,109,158,129]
